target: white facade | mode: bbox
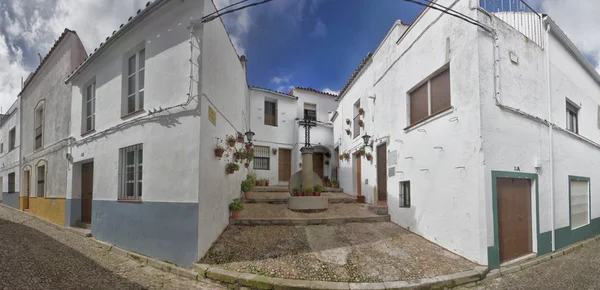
[0,99,20,206]
[333,0,600,268]
[249,87,338,184]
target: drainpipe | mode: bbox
[545,22,555,251]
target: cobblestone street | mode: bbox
[0,205,223,290]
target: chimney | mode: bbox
[239,55,247,73]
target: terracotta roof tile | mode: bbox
[250,86,290,96]
[291,87,337,98]
[20,28,76,96]
[66,1,160,83]
[337,53,373,101]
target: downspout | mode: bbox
[545,22,555,251]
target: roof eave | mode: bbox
[65,0,172,84]
[250,87,298,100]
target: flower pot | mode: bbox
[346,119,351,125]
[360,150,365,156]
[265,180,269,186]
[314,192,321,196]
[346,130,351,136]
[255,181,260,186]
[231,210,242,219]
[237,135,244,143]
[244,192,251,199]
[358,108,364,115]
[357,196,365,203]
[306,191,314,196]
[333,184,339,188]
[366,155,372,161]
[228,140,236,147]
[295,192,303,196]
[272,149,278,155]
[358,121,364,127]
[245,144,252,150]
[244,163,250,168]
[215,148,224,159]
[260,180,266,186]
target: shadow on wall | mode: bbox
[0,217,143,289]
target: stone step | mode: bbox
[67,226,92,237]
[244,192,355,204]
[76,220,91,230]
[230,215,390,226]
[252,186,344,193]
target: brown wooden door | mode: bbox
[356,154,361,195]
[23,172,29,210]
[497,178,532,263]
[278,149,291,182]
[377,144,387,201]
[313,153,324,179]
[81,162,94,223]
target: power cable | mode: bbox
[204,0,250,19]
[202,0,274,24]
[402,0,492,32]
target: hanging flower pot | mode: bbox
[345,129,351,136]
[272,148,278,155]
[245,143,252,150]
[325,160,330,166]
[366,152,372,161]
[237,133,244,143]
[358,108,364,115]
[226,162,239,174]
[214,147,225,159]
[346,118,351,125]
[339,155,343,161]
[358,120,364,127]
[325,152,331,158]
[227,135,236,147]
[244,163,250,168]
[359,147,365,156]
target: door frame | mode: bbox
[278,148,292,183]
[355,153,361,195]
[81,161,94,223]
[22,165,31,210]
[489,171,546,269]
[376,143,387,202]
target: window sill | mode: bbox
[81,129,96,138]
[404,106,454,132]
[121,109,146,120]
[118,199,143,203]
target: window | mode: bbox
[264,100,277,126]
[399,181,410,208]
[353,101,361,138]
[34,102,44,150]
[8,127,15,151]
[126,49,145,114]
[409,68,451,125]
[304,103,316,121]
[37,164,45,197]
[566,101,578,133]
[570,178,589,229]
[253,146,270,170]
[8,172,15,193]
[84,82,96,132]
[119,144,143,200]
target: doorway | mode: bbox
[81,162,94,223]
[376,144,387,203]
[313,152,324,179]
[497,178,532,263]
[278,149,292,182]
[23,170,30,210]
[355,153,362,195]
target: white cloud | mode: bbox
[322,88,339,95]
[309,18,326,38]
[276,85,294,93]
[0,33,27,112]
[534,0,600,71]
[271,76,290,85]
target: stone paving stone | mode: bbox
[0,205,222,290]
[348,282,386,289]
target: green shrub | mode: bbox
[241,180,253,193]
[229,198,244,211]
[314,184,324,192]
[303,187,313,192]
[331,179,339,184]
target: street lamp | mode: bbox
[362,134,373,150]
[244,131,255,142]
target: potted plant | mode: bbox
[325,160,330,166]
[265,179,270,186]
[237,132,244,143]
[357,195,365,203]
[345,129,351,136]
[332,179,339,188]
[245,142,253,150]
[244,162,250,168]
[241,179,253,199]
[245,150,254,165]
[339,155,343,161]
[303,186,314,196]
[214,144,225,160]
[229,198,244,219]
[323,176,331,187]
[358,120,364,127]
[260,178,267,186]
[346,118,351,125]
[365,152,372,161]
[226,135,236,147]
[325,152,331,158]
[359,146,366,156]
[343,153,350,161]
[272,148,278,155]
[293,188,302,196]
[314,184,323,196]
[226,162,239,174]
[358,108,364,115]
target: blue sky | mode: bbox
[218,0,424,94]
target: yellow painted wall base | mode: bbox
[28,197,66,225]
[19,196,27,211]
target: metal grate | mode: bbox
[118,144,143,200]
[264,101,277,126]
[399,181,410,208]
[253,146,270,170]
[480,0,544,48]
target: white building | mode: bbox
[333,0,600,269]
[249,87,338,185]
[0,99,20,208]
[64,0,247,266]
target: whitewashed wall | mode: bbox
[0,100,20,197]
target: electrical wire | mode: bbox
[202,0,273,23]
[402,0,492,32]
[204,0,250,19]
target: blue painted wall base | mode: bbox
[2,192,20,210]
[65,199,82,227]
[92,200,199,266]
